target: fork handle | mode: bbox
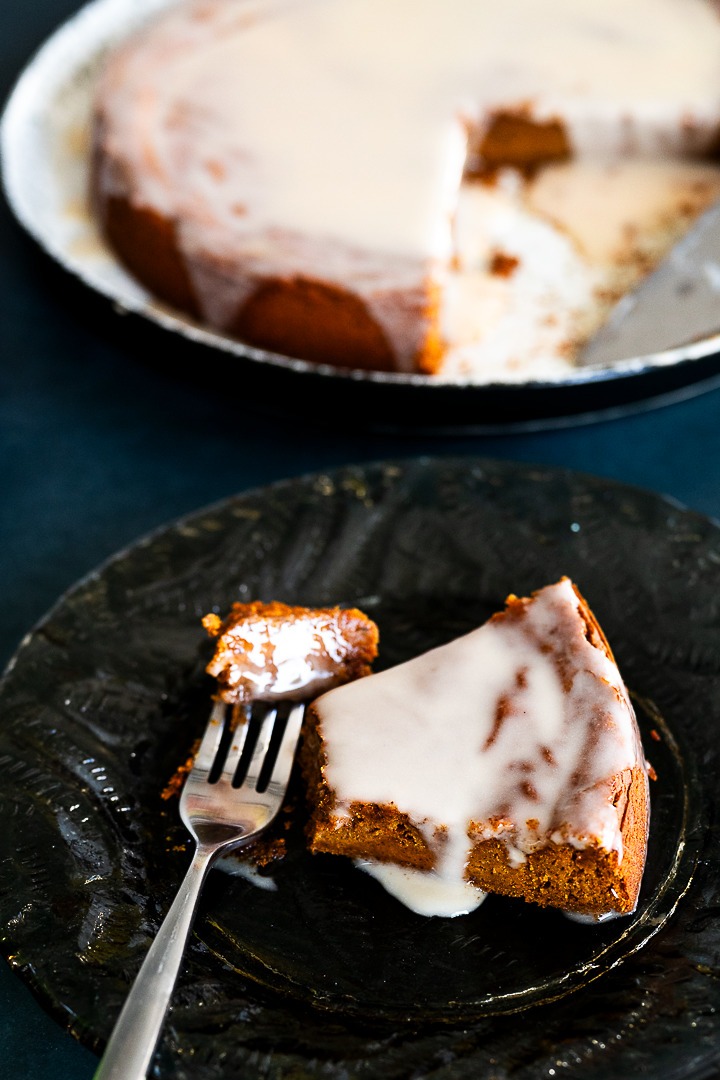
[94,841,218,1080]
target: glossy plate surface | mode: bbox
[0,457,719,1078]
[4,0,720,431]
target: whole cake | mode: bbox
[203,600,379,703]
[302,579,651,918]
[91,0,720,378]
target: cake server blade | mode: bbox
[577,199,720,368]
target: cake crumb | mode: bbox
[488,250,520,277]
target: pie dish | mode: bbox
[5,0,720,429]
[89,0,720,378]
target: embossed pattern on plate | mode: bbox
[0,457,719,1078]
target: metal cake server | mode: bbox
[578,199,720,368]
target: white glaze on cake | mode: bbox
[93,0,720,374]
[312,579,649,915]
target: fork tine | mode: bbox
[267,702,305,790]
[242,704,279,788]
[220,703,256,780]
[192,699,228,775]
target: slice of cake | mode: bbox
[203,600,379,703]
[302,579,650,918]
[91,0,720,379]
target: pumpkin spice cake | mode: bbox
[91,0,720,380]
[301,579,651,918]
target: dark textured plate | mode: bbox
[1,457,719,1079]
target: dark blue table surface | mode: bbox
[3,3,720,1076]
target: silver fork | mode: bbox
[94,697,306,1080]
